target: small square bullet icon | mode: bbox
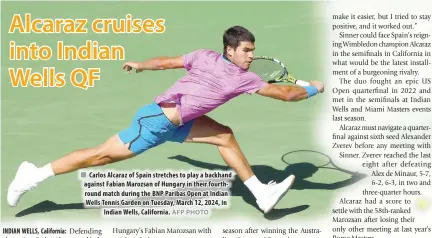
[81,172,86,178]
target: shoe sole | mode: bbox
[7,161,32,207]
[263,175,296,214]
[7,184,17,206]
[8,175,21,207]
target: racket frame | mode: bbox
[252,56,309,86]
[281,150,359,174]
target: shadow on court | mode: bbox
[15,200,84,217]
[167,153,367,218]
[15,152,366,220]
[15,197,308,221]
[15,200,307,221]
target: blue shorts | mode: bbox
[118,102,195,155]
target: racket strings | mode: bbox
[249,59,285,82]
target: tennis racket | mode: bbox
[249,56,310,86]
[281,150,359,175]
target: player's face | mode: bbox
[229,41,255,70]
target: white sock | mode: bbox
[37,163,55,183]
[244,175,265,200]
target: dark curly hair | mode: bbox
[223,26,255,57]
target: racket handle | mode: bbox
[295,80,310,87]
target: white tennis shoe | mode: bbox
[7,161,40,207]
[256,175,295,213]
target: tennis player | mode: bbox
[8,26,324,214]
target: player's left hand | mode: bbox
[310,81,324,93]
[122,62,142,74]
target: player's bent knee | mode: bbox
[84,146,111,167]
[217,125,235,147]
[90,156,113,166]
[87,154,113,167]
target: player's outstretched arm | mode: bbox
[257,81,324,102]
[122,56,184,73]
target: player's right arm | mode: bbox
[122,56,184,73]
[257,81,324,102]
